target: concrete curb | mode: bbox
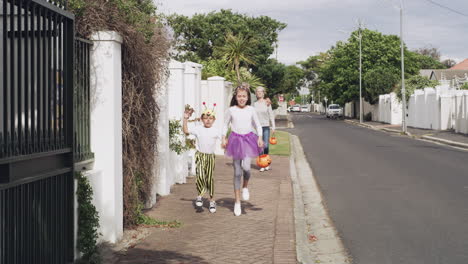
[290,134,350,264]
[345,119,468,150]
[344,119,374,129]
[421,135,468,150]
[345,119,412,136]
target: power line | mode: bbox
[421,0,468,18]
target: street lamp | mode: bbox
[399,2,407,133]
[358,26,363,124]
[384,0,407,133]
[339,21,363,123]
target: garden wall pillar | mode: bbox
[88,31,124,243]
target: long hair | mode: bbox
[230,85,252,106]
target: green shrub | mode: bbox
[76,172,101,264]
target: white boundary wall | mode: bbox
[378,93,402,125]
[154,61,233,197]
[87,31,124,244]
[375,86,468,133]
[200,77,233,155]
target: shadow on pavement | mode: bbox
[112,248,210,264]
[215,197,263,214]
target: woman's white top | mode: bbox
[188,125,222,154]
[254,100,276,130]
[223,105,263,137]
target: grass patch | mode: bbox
[269,131,290,156]
[137,213,182,228]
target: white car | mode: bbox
[290,105,301,112]
[300,105,309,112]
[326,104,343,118]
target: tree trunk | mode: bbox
[235,59,241,85]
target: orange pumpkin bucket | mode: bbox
[256,154,272,168]
[269,137,277,145]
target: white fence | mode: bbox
[378,93,402,125]
[374,85,468,133]
[154,60,233,201]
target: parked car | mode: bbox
[326,104,343,118]
[290,105,301,112]
[300,105,309,112]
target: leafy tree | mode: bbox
[442,59,457,68]
[414,45,441,61]
[255,59,287,95]
[363,66,400,104]
[297,52,329,80]
[215,33,256,85]
[410,52,446,69]
[200,59,264,88]
[200,58,230,80]
[460,83,468,90]
[278,65,304,95]
[166,9,286,64]
[317,29,420,105]
[297,53,330,102]
[394,75,439,102]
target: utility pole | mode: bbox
[383,0,407,133]
[275,42,278,60]
[358,22,363,124]
[400,1,407,133]
[339,20,364,123]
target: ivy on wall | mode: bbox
[76,172,101,264]
[169,119,189,154]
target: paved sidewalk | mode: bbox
[115,155,296,264]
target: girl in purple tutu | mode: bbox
[222,84,264,216]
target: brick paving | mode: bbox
[115,155,296,264]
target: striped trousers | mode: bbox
[195,151,216,197]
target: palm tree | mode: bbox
[217,32,257,85]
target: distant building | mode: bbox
[429,69,468,82]
[419,68,468,89]
[450,59,468,70]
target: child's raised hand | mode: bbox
[184,109,192,119]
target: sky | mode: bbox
[154,0,468,65]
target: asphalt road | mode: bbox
[289,112,468,264]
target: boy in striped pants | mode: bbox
[183,103,221,213]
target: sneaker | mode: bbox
[195,196,203,207]
[209,201,217,213]
[260,168,265,172]
[242,188,250,201]
[265,166,270,171]
[234,202,241,216]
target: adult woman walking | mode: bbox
[254,86,275,172]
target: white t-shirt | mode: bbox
[223,105,263,136]
[188,125,222,154]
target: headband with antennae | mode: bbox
[202,102,217,117]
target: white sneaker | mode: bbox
[242,188,250,201]
[260,168,265,172]
[195,196,203,207]
[234,202,241,216]
[265,166,270,171]
[209,201,217,213]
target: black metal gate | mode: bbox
[0,0,75,263]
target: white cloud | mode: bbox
[155,0,468,64]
